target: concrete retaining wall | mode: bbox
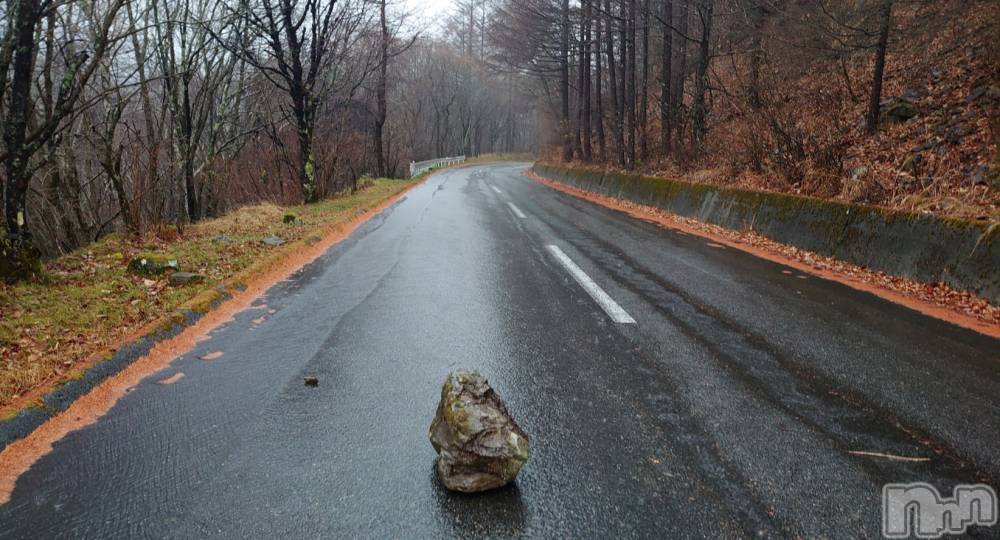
[533,163,1000,304]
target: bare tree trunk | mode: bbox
[2,0,39,243]
[293,95,318,202]
[638,0,649,161]
[582,0,593,161]
[125,0,158,234]
[671,0,688,148]
[181,88,200,221]
[374,0,389,176]
[692,0,712,153]
[576,2,586,158]
[561,0,573,161]
[865,0,893,135]
[595,10,607,161]
[660,0,673,154]
[606,0,625,166]
[626,0,637,167]
[747,1,765,110]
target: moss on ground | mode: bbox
[538,163,992,235]
[464,152,536,165]
[0,178,414,408]
[126,253,179,276]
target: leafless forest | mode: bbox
[489,0,997,214]
[2,0,998,278]
[0,0,538,271]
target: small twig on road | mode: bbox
[848,450,931,463]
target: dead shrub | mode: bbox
[801,167,843,198]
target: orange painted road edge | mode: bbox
[525,169,1000,339]
[0,174,432,504]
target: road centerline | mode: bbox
[489,185,503,195]
[545,244,636,324]
[507,202,527,219]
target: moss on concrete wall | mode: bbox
[534,163,1000,304]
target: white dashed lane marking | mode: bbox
[507,202,527,219]
[545,245,636,324]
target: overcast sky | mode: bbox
[404,0,455,30]
[406,0,452,17]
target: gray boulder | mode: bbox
[127,253,178,276]
[848,166,868,182]
[882,97,919,123]
[967,85,1000,103]
[260,235,285,246]
[169,272,205,287]
[429,370,529,492]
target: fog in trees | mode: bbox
[2,0,996,278]
[0,0,538,275]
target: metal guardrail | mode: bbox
[409,155,466,178]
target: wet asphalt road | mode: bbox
[2,163,999,538]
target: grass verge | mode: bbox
[0,178,415,409]
[464,153,535,164]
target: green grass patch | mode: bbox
[0,178,415,409]
[465,153,536,164]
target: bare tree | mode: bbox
[580,0,593,161]
[561,0,572,161]
[594,7,606,161]
[625,0,637,166]
[606,0,625,165]
[691,0,712,152]
[638,0,649,160]
[1,0,129,278]
[670,0,687,149]
[659,0,673,153]
[217,0,368,202]
[374,0,390,176]
[865,0,893,134]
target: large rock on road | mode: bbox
[429,370,529,492]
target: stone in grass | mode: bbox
[848,166,868,182]
[882,97,919,123]
[429,370,529,493]
[169,272,205,287]
[260,235,285,247]
[127,253,179,276]
[0,237,43,283]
